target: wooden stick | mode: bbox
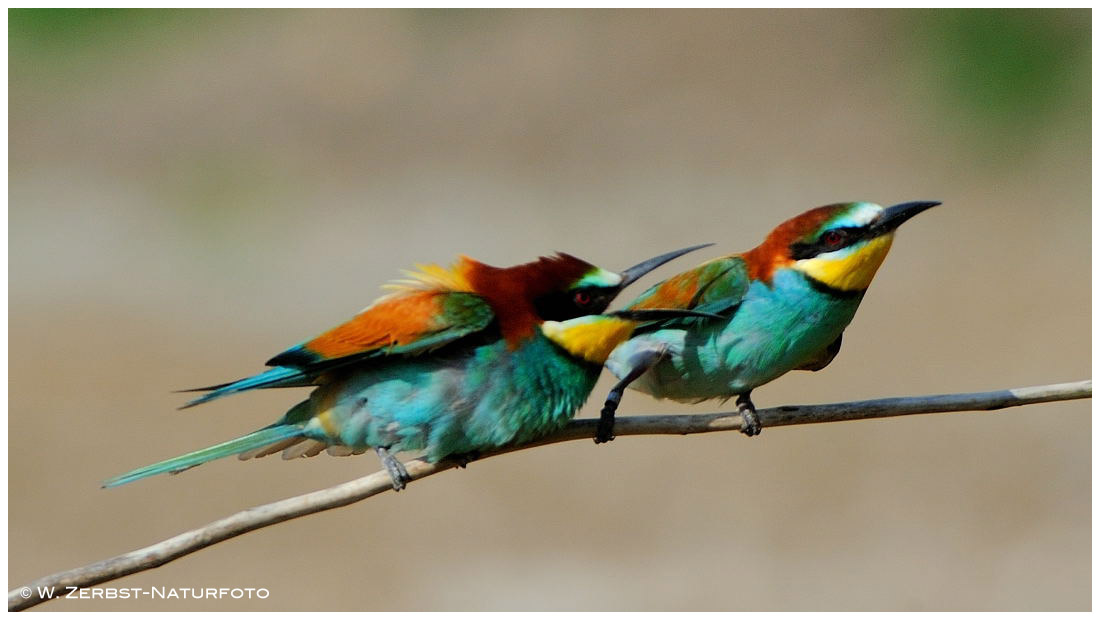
[9,380,1090,611]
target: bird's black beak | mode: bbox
[871,201,941,235]
[609,308,724,322]
[618,243,713,289]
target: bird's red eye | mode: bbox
[574,291,591,306]
[823,230,844,247]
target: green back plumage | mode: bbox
[627,256,750,331]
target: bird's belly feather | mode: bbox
[611,273,861,401]
[300,336,598,461]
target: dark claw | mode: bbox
[736,393,762,437]
[375,446,411,491]
[595,403,617,444]
[595,391,621,444]
[739,409,761,437]
[451,451,481,469]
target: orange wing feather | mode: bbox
[628,269,703,310]
[303,290,451,360]
[280,252,594,364]
[267,257,486,367]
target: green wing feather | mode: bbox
[626,256,749,331]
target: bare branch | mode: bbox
[9,380,1090,611]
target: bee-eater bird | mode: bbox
[598,201,940,442]
[104,245,713,490]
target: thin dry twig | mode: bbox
[9,380,1091,611]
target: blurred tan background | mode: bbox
[9,9,1090,611]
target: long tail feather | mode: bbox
[178,366,309,409]
[102,424,304,488]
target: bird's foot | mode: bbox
[595,345,668,445]
[595,398,619,444]
[736,394,762,437]
[375,446,411,491]
[451,451,481,469]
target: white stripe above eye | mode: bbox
[828,202,883,229]
[575,268,623,288]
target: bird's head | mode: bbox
[528,243,713,320]
[746,201,939,292]
[468,244,712,351]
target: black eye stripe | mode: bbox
[789,227,867,260]
[532,287,615,321]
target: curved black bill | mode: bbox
[609,308,724,322]
[872,200,941,234]
[619,243,713,289]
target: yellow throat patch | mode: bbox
[540,316,636,364]
[794,233,895,292]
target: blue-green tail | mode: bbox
[102,423,304,488]
[178,366,309,409]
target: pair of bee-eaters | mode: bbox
[105,200,938,490]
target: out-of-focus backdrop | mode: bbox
[9,9,1090,611]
